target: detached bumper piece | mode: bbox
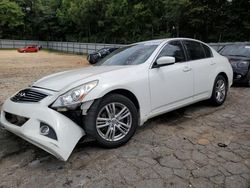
[0,98,85,161]
[233,69,250,84]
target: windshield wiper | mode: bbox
[226,54,249,58]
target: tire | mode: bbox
[83,94,138,148]
[248,80,250,87]
[210,75,228,106]
[246,71,250,87]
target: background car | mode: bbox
[218,44,250,86]
[17,45,39,53]
[209,44,225,52]
[87,47,118,64]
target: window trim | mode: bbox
[150,40,188,69]
[201,43,214,58]
[182,40,214,61]
[180,40,189,61]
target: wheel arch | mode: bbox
[208,71,230,99]
[217,72,229,87]
[102,89,140,111]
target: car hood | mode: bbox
[32,66,127,91]
[226,55,250,61]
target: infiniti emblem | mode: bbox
[17,92,26,97]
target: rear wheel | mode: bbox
[210,75,228,106]
[247,71,250,87]
[247,78,250,87]
[83,94,138,148]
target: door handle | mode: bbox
[183,67,192,72]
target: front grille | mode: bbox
[11,88,48,103]
[5,112,29,127]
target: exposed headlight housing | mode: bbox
[229,60,237,67]
[237,61,249,68]
[230,60,249,69]
[51,80,98,108]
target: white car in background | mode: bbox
[0,38,233,161]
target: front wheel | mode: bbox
[209,75,228,106]
[83,94,138,148]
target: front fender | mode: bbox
[83,82,150,126]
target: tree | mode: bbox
[62,0,108,42]
[1,0,250,42]
[0,0,24,38]
[223,0,250,41]
[163,0,190,37]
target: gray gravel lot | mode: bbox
[0,50,249,188]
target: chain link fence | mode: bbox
[1,39,249,54]
[0,39,124,54]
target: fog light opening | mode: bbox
[40,125,50,135]
[40,122,58,140]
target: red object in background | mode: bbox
[17,45,39,53]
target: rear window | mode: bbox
[210,45,224,52]
[183,41,206,60]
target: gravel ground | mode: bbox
[0,50,249,188]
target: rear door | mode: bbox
[182,40,215,100]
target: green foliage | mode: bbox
[0,0,24,37]
[1,0,250,42]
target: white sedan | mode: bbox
[0,38,233,161]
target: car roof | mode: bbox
[133,38,207,46]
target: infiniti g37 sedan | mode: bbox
[0,38,233,161]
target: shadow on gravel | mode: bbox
[232,83,249,87]
[138,100,215,131]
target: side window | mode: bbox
[202,44,213,58]
[183,41,206,60]
[157,41,186,63]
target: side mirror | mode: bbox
[154,56,175,68]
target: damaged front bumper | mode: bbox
[232,68,250,84]
[0,92,86,161]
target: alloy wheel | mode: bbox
[215,79,226,103]
[96,102,132,142]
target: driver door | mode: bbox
[149,40,194,115]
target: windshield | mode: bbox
[95,44,158,66]
[220,45,250,58]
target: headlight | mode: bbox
[52,80,98,108]
[229,60,237,68]
[237,61,249,68]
